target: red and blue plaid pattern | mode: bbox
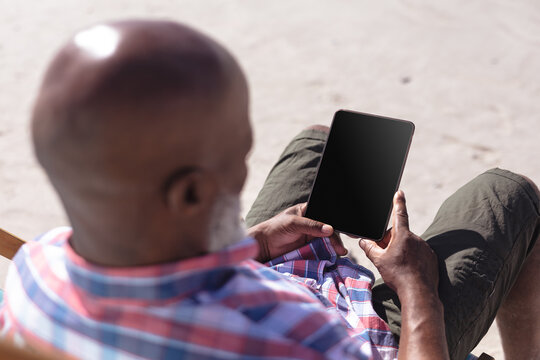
[0,227,398,359]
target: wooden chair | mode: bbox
[0,228,25,260]
[0,339,60,360]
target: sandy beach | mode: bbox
[2,1,540,358]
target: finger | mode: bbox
[329,233,348,256]
[392,190,409,231]
[358,238,384,262]
[284,203,305,216]
[288,216,333,237]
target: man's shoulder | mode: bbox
[32,226,72,246]
[8,226,72,273]
[5,227,72,276]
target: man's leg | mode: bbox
[245,125,328,227]
[496,176,540,360]
[247,129,540,359]
[373,169,540,359]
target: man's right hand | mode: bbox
[248,203,347,263]
[358,190,439,296]
[359,190,450,359]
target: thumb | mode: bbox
[358,238,384,263]
[329,234,348,256]
[392,190,410,231]
[289,216,333,237]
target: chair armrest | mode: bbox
[0,228,25,260]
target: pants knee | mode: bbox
[305,124,330,133]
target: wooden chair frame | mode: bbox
[0,228,25,260]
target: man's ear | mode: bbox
[165,170,219,216]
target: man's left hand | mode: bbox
[247,203,348,263]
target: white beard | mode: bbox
[207,193,246,253]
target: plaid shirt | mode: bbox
[0,227,398,359]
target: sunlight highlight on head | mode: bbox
[74,25,120,58]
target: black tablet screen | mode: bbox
[305,110,414,240]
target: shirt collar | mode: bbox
[64,234,259,303]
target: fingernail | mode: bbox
[322,224,333,233]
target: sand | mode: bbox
[2,1,540,358]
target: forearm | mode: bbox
[398,286,449,360]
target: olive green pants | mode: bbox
[246,129,540,360]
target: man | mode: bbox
[0,19,538,360]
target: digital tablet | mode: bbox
[305,110,414,241]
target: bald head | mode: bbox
[32,20,252,266]
[34,20,244,182]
